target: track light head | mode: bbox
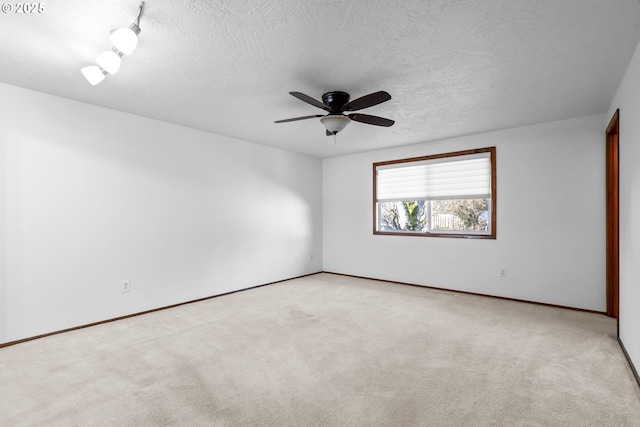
[96,49,123,74]
[81,65,107,85]
[109,23,141,55]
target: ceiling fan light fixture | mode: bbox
[320,115,351,134]
[81,65,107,85]
[96,49,123,74]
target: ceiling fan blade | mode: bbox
[348,113,395,127]
[274,114,324,123]
[343,91,391,111]
[289,92,330,111]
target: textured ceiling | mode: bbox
[1,0,640,158]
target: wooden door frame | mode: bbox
[606,109,619,320]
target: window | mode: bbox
[373,147,496,239]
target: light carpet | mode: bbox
[1,273,639,426]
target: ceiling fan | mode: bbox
[275,90,395,136]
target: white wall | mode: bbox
[0,83,322,344]
[0,122,7,343]
[607,40,640,377]
[323,114,606,311]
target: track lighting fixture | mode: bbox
[81,2,145,85]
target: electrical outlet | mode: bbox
[499,268,507,278]
[122,281,131,293]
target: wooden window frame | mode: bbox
[373,147,497,239]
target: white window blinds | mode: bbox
[376,152,492,201]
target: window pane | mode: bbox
[430,199,489,232]
[373,147,496,239]
[378,201,428,232]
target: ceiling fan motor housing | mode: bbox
[322,91,350,113]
